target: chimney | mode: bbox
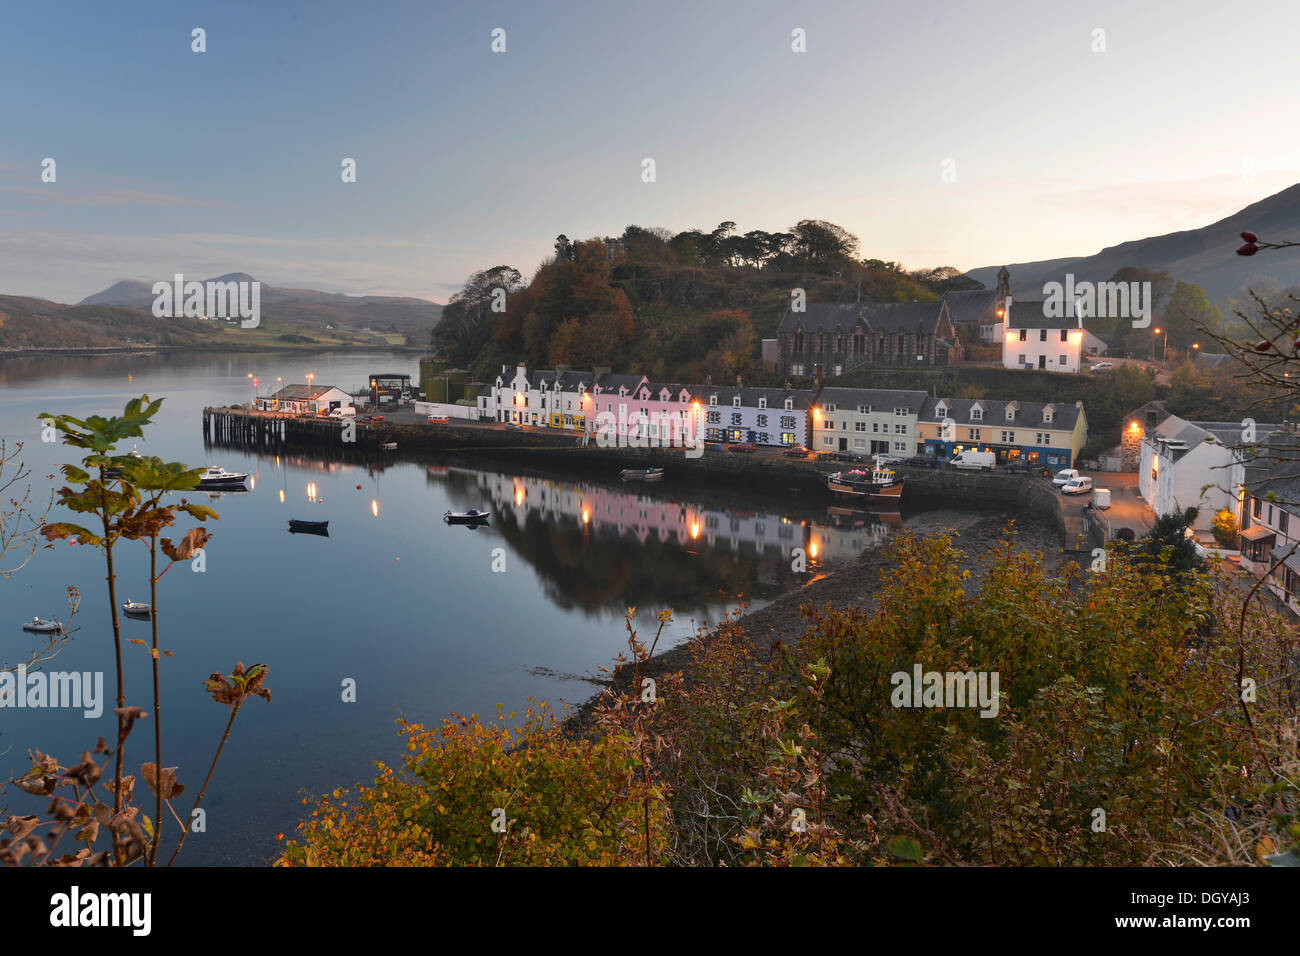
[736,374,742,387]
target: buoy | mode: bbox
[357,484,362,489]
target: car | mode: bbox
[727,442,757,453]
[1052,468,1080,487]
[427,416,450,425]
[873,454,905,466]
[1061,476,1094,495]
[830,451,866,463]
[782,445,811,458]
[1090,362,1114,373]
[504,422,523,430]
[1001,460,1036,474]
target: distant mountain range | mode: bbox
[967,183,1300,302]
[78,273,442,332]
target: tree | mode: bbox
[1211,509,1238,549]
[1160,281,1222,352]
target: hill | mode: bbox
[967,183,1300,302]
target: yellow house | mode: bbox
[916,397,1088,468]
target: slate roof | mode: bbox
[692,386,815,409]
[777,301,947,335]
[943,288,1000,326]
[818,387,929,413]
[919,397,1084,431]
[1149,415,1285,463]
[1005,300,1081,331]
[269,384,343,400]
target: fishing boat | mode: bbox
[105,448,142,479]
[197,466,248,489]
[380,442,398,451]
[21,617,63,633]
[121,600,152,618]
[620,467,665,482]
[824,466,904,506]
[444,509,490,526]
[288,519,330,533]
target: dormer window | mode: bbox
[709,395,717,406]
[759,397,768,409]
[935,402,948,417]
[1006,408,1016,421]
[784,398,793,410]
[971,408,983,422]
[732,396,741,407]
[825,403,837,412]
[1044,410,1053,424]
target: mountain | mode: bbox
[0,294,228,349]
[77,274,442,333]
[967,183,1300,302]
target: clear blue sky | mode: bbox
[1,0,1297,303]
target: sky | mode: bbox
[1,0,1298,304]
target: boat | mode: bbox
[21,617,63,633]
[105,447,142,479]
[824,466,904,506]
[380,442,398,451]
[121,600,152,618]
[444,509,490,526]
[288,518,329,532]
[197,466,249,489]
[620,467,665,482]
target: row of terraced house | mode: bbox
[477,364,1089,469]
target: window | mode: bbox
[971,408,983,421]
[1044,410,1053,423]
[853,438,866,449]
[733,396,741,407]
[857,404,869,414]
[758,397,767,409]
[791,364,804,377]
[967,428,979,441]
[1006,408,1016,421]
[824,419,834,430]
[894,423,906,435]
[1060,329,1068,342]
[822,436,834,447]
[1017,354,1026,365]
[757,414,768,427]
[855,421,866,432]
[731,412,742,425]
[825,403,837,412]
[706,411,720,424]
[784,399,793,410]
[781,416,796,428]
[1001,430,1016,443]
[1281,511,1290,534]
[1059,354,1067,365]
[759,433,771,445]
[708,395,717,406]
[1018,330,1027,342]
[894,441,907,451]
[1039,329,1047,342]
[781,432,795,445]
[1253,498,1262,518]
[1268,504,1274,524]
[1036,432,1050,445]
[872,422,881,433]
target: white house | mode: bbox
[811,388,927,457]
[1138,415,1282,533]
[1238,437,1300,613]
[258,384,352,416]
[695,386,813,448]
[1002,299,1084,372]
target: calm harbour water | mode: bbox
[1,350,907,864]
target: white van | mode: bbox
[950,450,995,470]
[1052,468,1080,488]
[329,406,357,419]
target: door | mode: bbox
[1038,355,1046,369]
[839,437,848,451]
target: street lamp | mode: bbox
[1153,327,1167,363]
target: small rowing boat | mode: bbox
[620,467,665,481]
[288,519,330,535]
[444,509,490,526]
[22,617,63,633]
[122,600,152,618]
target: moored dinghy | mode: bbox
[444,508,490,526]
[121,600,152,618]
[22,617,64,633]
[620,467,665,482]
[288,519,330,536]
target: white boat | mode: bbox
[197,466,248,488]
[620,467,665,481]
[121,600,152,618]
[22,617,63,633]
[380,442,398,451]
[444,509,490,525]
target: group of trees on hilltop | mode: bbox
[432,218,979,379]
[1083,267,1223,357]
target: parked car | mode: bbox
[1052,468,1081,488]
[1061,475,1095,495]
[873,454,905,466]
[830,451,866,463]
[950,450,996,471]
[904,455,944,469]
[504,422,522,431]
[782,445,811,458]
[727,442,757,453]
[1090,362,1114,373]
[1001,460,1036,473]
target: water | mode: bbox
[0,350,903,864]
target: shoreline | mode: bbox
[562,508,1065,735]
[0,344,426,360]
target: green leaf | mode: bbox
[887,835,925,862]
